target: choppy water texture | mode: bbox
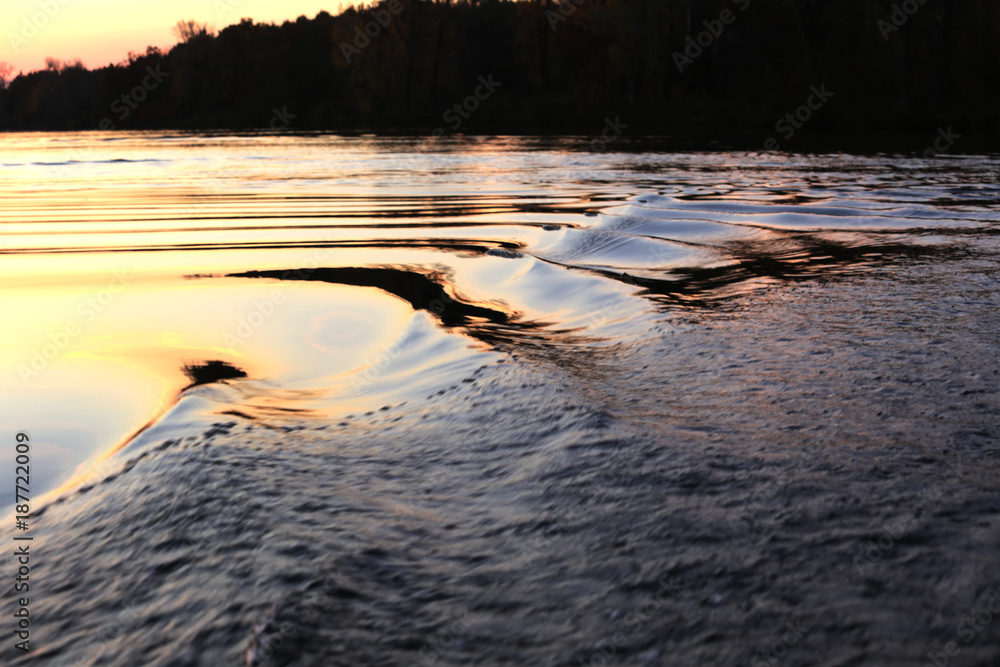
[2,133,1000,666]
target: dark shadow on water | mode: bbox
[227,267,568,352]
[182,360,248,389]
[231,267,509,327]
[596,235,969,309]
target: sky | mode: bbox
[1,0,351,75]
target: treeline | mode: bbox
[1,0,998,149]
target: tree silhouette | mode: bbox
[0,61,13,118]
[0,62,13,88]
[0,0,996,149]
[173,20,215,43]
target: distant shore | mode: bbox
[2,125,997,156]
[2,0,997,156]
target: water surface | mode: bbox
[1,133,999,666]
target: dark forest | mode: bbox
[1,0,997,150]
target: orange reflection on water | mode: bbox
[0,273,415,511]
[0,131,640,516]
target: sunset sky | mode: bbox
[2,0,351,75]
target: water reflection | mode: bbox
[1,132,997,512]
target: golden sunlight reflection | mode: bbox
[2,132,933,521]
[0,276,414,511]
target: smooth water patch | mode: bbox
[0,277,419,509]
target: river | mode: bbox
[1,132,998,665]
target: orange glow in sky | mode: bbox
[1,0,352,74]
